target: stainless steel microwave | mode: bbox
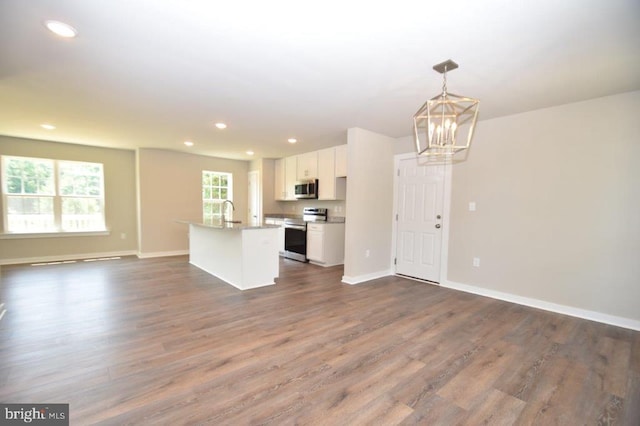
[294,179,318,199]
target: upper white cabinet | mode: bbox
[296,151,318,180]
[318,147,346,200]
[335,144,347,177]
[274,158,286,200]
[274,145,346,201]
[284,156,297,200]
[275,156,298,200]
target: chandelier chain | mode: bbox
[442,66,448,95]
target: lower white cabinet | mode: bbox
[306,222,345,266]
[264,218,285,253]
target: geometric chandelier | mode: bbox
[413,59,480,157]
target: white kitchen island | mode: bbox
[187,222,280,290]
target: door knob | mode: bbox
[435,224,441,229]
[436,215,441,219]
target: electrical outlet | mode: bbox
[120,233,126,240]
[469,202,476,212]
[473,257,480,267]
[365,249,370,258]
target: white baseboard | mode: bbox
[342,269,393,285]
[137,250,189,259]
[309,260,344,268]
[0,250,138,266]
[442,279,640,332]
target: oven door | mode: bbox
[283,223,307,262]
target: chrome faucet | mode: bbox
[221,200,235,223]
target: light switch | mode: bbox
[469,202,476,212]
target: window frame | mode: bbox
[1,155,107,235]
[202,170,233,225]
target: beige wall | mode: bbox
[343,127,395,281]
[137,148,249,256]
[0,136,137,264]
[447,91,640,320]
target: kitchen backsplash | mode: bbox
[275,200,346,218]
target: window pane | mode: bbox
[3,156,105,233]
[6,196,55,232]
[6,176,22,193]
[5,157,55,195]
[61,198,104,231]
[59,161,103,197]
[202,171,231,223]
[88,176,101,196]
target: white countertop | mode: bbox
[176,220,279,231]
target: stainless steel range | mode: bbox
[282,207,327,262]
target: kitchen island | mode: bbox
[186,221,280,290]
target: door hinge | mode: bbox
[395,214,398,221]
[394,258,397,265]
[397,169,400,176]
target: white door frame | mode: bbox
[391,153,453,284]
[248,170,261,226]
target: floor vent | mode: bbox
[31,256,121,266]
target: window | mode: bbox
[2,155,105,234]
[202,171,232,225]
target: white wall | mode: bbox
[447,91,640,322]
[343,127,396,283]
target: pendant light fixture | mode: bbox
[413,59,479,158]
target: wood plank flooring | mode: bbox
[1,256,639,425]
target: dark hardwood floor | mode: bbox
[1,256,639,425]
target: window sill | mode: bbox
[0,230,110,240]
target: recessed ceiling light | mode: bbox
[288,138,297,144]
[184,141,194,147]
[40,123,56,130]
[246,150,254,156]
[215,123,227,129]
[44,20,78,38]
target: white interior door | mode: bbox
[248,170,260,226]
[395,158,445,282]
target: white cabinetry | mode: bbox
[275,157,298,201]
[274,158,286,200]
[296,151,318,180]
[275,145,346,201]
[306,223,323,262]
[273,156,299,201]
[318,147,346,201]
[306,222,345,266]
[335,144,347,177]
[264,217,285,252]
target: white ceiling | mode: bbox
[1,0,639,160]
